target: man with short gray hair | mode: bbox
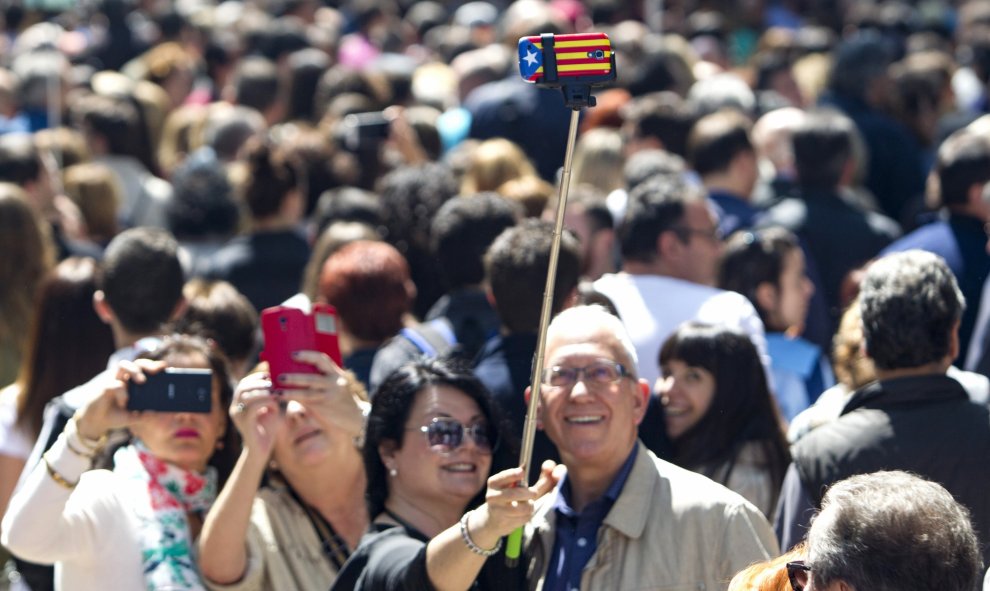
[775,250,990,570]
[796,471,982,591]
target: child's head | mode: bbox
[718,227,812,333]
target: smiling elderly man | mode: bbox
[522,305,778,590]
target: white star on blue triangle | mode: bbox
[518,40,543,79]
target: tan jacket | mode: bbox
[204,481,337,591]
[524,442,779,591]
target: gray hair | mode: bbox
[808,471,982,591]
[547,305,638,375]
[860,250,964,370]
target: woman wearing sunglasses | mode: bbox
[198,351,370,591]
[331,357,558,591]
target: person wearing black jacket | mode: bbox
[775,250,990,570]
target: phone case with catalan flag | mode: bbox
[518,32,616,87]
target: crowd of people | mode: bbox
[2,0,990,589]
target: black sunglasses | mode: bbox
[410,417,497,455]
[786,560,811,591]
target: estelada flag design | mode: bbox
[518,33,612,83]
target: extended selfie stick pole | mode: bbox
[505,78,594,566]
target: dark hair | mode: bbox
[129,334,239,486]
[0,132,41,184]
[232,56,280,116]
[809,471,982,591]
[378,163,459,317]
[687,109,754,177]
[619,173,704,263]
[718,228,801,332]
[622,149,687,194]
[71,93,140,156]
[241,138,299,220]
[286,49,331,123]
[622,91,699,158]
[485,219,581,334]
[100,227,185,334]
[658,323,790,509]
[826,32,895,103]
[318,240,411,343]
[166,150,239,240]
[363,357,509,518]
[934,129,990,208]
[792,109,854,189]
[311,187,383,238]
[15,257,115,438]
[431,193,520,290]
[859,250,963,370]
[171,279,258,368]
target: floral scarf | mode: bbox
[113,443,217,591]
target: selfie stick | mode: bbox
[505,34,604,566]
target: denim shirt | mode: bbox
[542,445,638,591]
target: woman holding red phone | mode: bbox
[198,349,370,591]
[2,335,237,591]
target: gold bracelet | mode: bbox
[43,453,78,489]
[64,438,94,460]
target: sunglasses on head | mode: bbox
[786,560,811,591]
[411,417,497,455]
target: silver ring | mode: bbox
[235,402,246,414]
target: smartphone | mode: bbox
[260,303,343,392]
[342,112,391,151]
[518,32,616,87]
[126,368,214,413]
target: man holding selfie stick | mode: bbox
[503,34,777,589]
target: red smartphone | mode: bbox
[518,32,616,87]
[260,303,343,392]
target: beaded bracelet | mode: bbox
[43,453,78,490]
[459,511,503,557]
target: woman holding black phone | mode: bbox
[2,335,237,591]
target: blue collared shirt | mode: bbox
[543,445,639,591]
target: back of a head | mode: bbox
[792,109,854,190]
[484,219,581,334]
[934,128,990,208]
[240,137,299,220]
[167,149,239,240]
[461,138,537,195]
[687,109,755,178]
[0,132,40,185]
[808,471,981,591]
[318,239,412,343]
[623,149,688,194]
[71,92,140,156]
[172,279,258,368]
[860,250,963,370]
[431,192,520,291]
[100,227,184,335]
[826,31,895,102]
[378,162,459,256]
[687,74,757,118]
[571,127,626,194]
[203,104,266,162]
[63,162,121,242]
[231,56,279,115]
[619,173,701,263]
[622,91,698,158]
[0,183,54,347]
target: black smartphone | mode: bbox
[342,112,390,151]
[126,368,214,413]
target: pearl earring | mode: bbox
[389,467,398,477]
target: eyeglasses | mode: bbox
[672,225,723,243]
[542,359,630,390]
[786,560,811,591]
[409,417,496,455]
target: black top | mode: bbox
[203,229,311,312]
[330,521,525,591]
[783,374,990,566]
